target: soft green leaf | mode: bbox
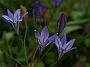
[35,62,45,67]
[64,25,82,34]
[67,19,89,25]
[3,32,14,41]
[86,63,90,67]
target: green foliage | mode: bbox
[86,63,90,67]
[0,0,90,67]
[35,62,45,67]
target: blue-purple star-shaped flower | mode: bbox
[35,26,56,53]
[2,9,28,34]
[33,0,47,24]
[33,4,47,22]
[57,12,66,35]
[33,3,40,23]
[40,5,47,18]
[54,0,63,7]
[55,34,75,58]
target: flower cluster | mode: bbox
[2,0,75,60]
[35,28,75,58]
[34,12,75,58]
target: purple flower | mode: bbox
[55,34,75,58]
[33,5,47,21]
[33,0,47,23]
[54,0,63,7]
[57,12,66,35]
[33,4,48,29]
[34,0,39,4]
[33,4,40,23]
[40,5,47,18]
[2,9,28,34]
[35,26,56,53]
[33,0,40,23]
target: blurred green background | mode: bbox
[0,0,90,67]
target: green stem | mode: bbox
[40,43,54,61]
[30,45,39,67]
[23,28,29,67]
[49,55,63,67]
[33,46,39,60]
[5,34,25,66]
[6,40,11,55]
[2,49,25,67]
[49,60,58,67]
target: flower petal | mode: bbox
[35,30,41,39]
[7,9,13,20]
[45,34,57,46]
[14,9,21,23]
[61,34,67,45]
[19,12,28,21]
[54,0,63,7]
[58,48,64,57]
[57,12,66,35]
[33,4,40,23]
[38,34,56,52]
[11,22,20,34]
[40,5,47,17]
[55,35,62,49]
[2,15,13,22]
[35,30,43,44]
[34,0,39,4]
[41,26,49,42]
[63,48,75,54]
[64,39,75,50]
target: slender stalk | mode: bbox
[2,48,25,67]
[40,43,54,61]
[5,33,25,66]
[49,55,63,67]
[6,40,12,55]
[9,55,25,67]
[23,28,29,66]
[33,45,39,60]
[30,45,39,67]
[50,59,59,67]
